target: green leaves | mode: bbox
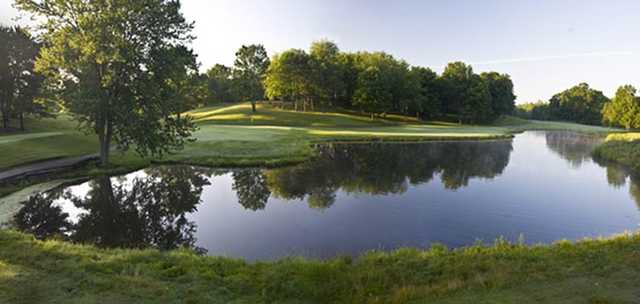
[0,26,45,130]
[17,0,198,165]
[234,44,270,109]
[602,85,639,129]
[548,83,609,125]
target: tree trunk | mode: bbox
[98,119,113,167]
[19,112,24,131]
[0,101,7,129]
[251,101,256,113]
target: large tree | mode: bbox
[233,44,270,112]
[440,61,473,118]
[406,66,441,119]
[461,75,493,124]
[602,85,640,129]
[480,72,516,117]
[206,64,237,103]
[548,83,609,125]
[264,49,315,111]
[17,0,198,166]
[352,52,409,118]
[309,40,342,108]
[0,26,46,131]
[441,62,496,123]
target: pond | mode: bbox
[7,131,640,260]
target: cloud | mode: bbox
[468,51,634,66]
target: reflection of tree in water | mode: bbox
[544,132,603,167]
[14,166,211,251]
[260,140,513,208]
[232,169,271,211]
[14,191,70,239]
[593,158,640,209]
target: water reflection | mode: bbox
[265,140,514,209]
[15,167,212,252]
[10,132,640,258]
[593,158,640,209]
[543,131,603,167]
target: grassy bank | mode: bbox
[495,116,618,134]
[593,133,640,171]
[1,103,617,170]
[0,103,620,198]
[0,230,639,303]
[0,103,514,171]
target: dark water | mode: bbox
[10,131,640,260]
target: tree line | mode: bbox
[516,83,640,129]
[206,40,516,124]
[5,0,516,166]
[0,26,50,131]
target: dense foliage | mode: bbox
[262,42,516,123]
[515,101,551,120]
[548,83,609,125]
[602,85,640,129]
[16,0,199,166]
[201,44,270,110]
[0,26,48,131]
[516,83,610,125]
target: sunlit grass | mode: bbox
[0,230,639,303]
[604,132,640,142]
[189,102,401,127]
[593,132,640,171]
[0,104,623,182]
[0,132,64,145]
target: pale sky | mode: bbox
[2,0,639,103]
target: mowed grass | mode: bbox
[1,230,639,303]
[0,103,622,174]
[0,103,515,171]
[188,103,420,127]
[495,116,618,134]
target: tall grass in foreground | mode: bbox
[1,230,639,303]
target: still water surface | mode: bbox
[11,131,640,260]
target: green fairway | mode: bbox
[0,230,638,303]
[0,103,515,171]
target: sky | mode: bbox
[2,0,639,103]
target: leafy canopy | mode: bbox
[16,0,198,164]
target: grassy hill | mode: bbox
[188,103,422,126]
[0,102,619,173]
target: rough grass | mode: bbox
[0,230,639,303]
[593,133,640,171]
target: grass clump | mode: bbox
[593,132,640,171]
[0,230,639,303]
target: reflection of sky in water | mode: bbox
[18,131,640,260]
[53,171,150,224]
